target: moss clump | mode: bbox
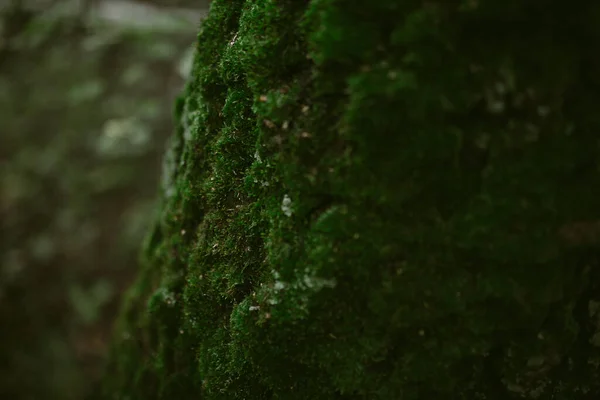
[102,0,600,398]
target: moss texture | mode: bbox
[102,0,600,398]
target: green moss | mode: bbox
[102,1,600,399]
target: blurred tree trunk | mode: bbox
[102,1,600,399]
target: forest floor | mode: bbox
[0,1,208,398]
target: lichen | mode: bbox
[101,1,600,399]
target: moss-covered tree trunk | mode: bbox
[102,1,600,398]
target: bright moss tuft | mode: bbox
[102,1,600,399]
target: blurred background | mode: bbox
[0,0,209,398]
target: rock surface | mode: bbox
[103,1,600,399]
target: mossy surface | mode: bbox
[103,1,600,398]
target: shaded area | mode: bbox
[0,1,207,398]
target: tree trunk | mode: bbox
[102,1,600,398]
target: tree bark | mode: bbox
[102,1,600,398]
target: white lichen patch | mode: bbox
[229,32,239,47]
[302,274,336,290]
[164,292,176,307]
[155,287,177,307]
[281,194,293,217]
[272,270,286,291]
[264,267,337,314]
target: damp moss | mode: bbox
[102,0,600,399]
